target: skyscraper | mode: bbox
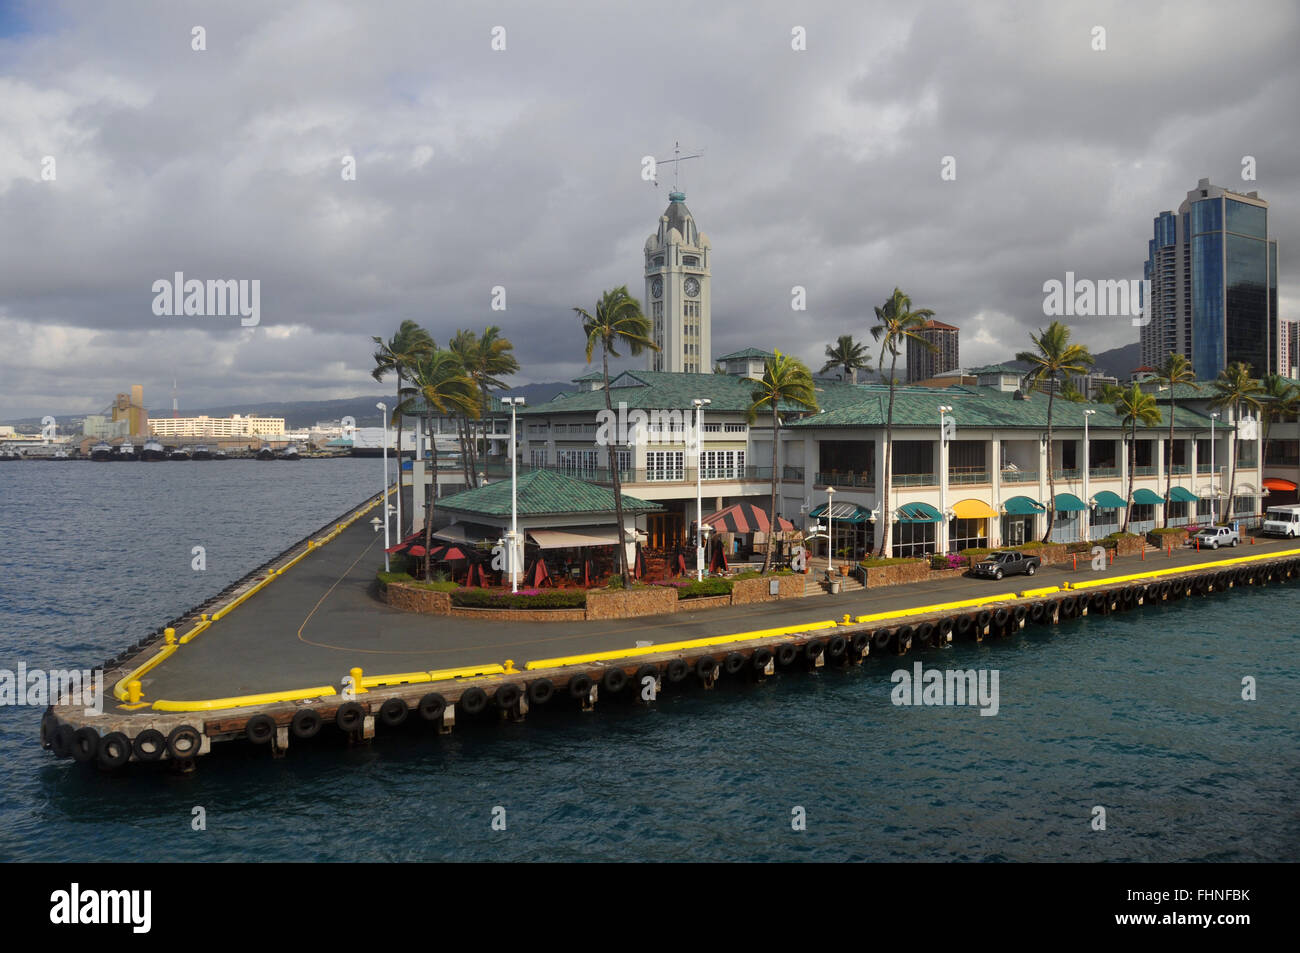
[644,192,711,373]
[906,320,960,382]
[1141,178,1280,381]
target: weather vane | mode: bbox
[652,140,704,191]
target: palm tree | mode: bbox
[1155,353,1197,527]
[372,321,434,533]
[1111,383,1162,533]
[1259,373,1298,452]
[576,286,658,586]
[870,288,935,556]
[446,329,480,488]
[747,351,818,573]
[396,349,480,580]
[466,325,519,484]
[1209,362,1263,523]
[1016,321,1094,542]
[821,335,870,384]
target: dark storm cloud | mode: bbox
[1,0,1297,418]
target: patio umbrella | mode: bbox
[633,544,644,579]
[709,537,729,573]
[674,552,687,576]
[524,558,551,588]
[582,556,592,588]
[703,502,796,534]
[407,544,428,558]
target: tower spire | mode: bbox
[653,140,703,191]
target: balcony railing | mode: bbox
[481,462,803,485]
[948,468,990,485]
[1197,463,1215,473]
[892,472,937,487]
[1086,467,1119,478]
[1132,465,1158,476]
[816,471,875,489]
[1168,464,1191,474]
[1051,468,1082,480]
[1000,469,1038,483]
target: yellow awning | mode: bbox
[952,498,998,519]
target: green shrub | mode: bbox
[675,578,733,599]
[1020,541,1045,550]
[377,571,414,586]
[959,547,991,558]
[859,557,923,568]
[1148,527,1185,535]
[1102,531,1140,543]
[411,580,458,592]
[451,589,587,609]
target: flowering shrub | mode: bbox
[930,552,968,570]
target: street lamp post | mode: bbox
[1210,411,1220,519]
[1083,409,1097,540]
[693,398,712,581]
[377,402,391,572]
[826,486,836,572]
[503,397,526,592]
[938,405,952,555]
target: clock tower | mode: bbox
[644,191,711,373]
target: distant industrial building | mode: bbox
[906,320,960,382]
[111,386,148,436]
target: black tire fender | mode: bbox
[291,708,322,738]
[937,618,955,640]
[976,610,992,628]
[723,652,746,675]
[493,684,522,711]
[167,724,202,759]
[695,655,718,679]
[827,634,848,658]
[459,687,488,715]
[379,697,410,725]
[601,667,628,694]
[873,628,893,649]
[71,726,99,763]
[132,728,165,761]
[568,673,594,700]
[665,659,690,683]
[634,664,660,689]
[335,701,365,731]
[955,615,974,635]
[1029,603,1045,623]
[245,713,276,744]
[418,693,447,720]
[775,643,799,667]
[751,648,773,671]
[1012,605,1027,624]
[97,732,131,769]
[993,608,1010,627]
[804,639,825,662]
[893,625,914,653]
[526,679,554,706]
[51,724,75,759]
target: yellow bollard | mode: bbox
[127,680,142,704]
[308,540,315,549]
[503,659,518,673]
[164,627,176,645]
[200,613,208,622]
[842,614,852,625]
[349,666,367,693]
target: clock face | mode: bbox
[651,277,663,298]
[684,277,700,298]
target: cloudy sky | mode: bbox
[2,0,1298,419]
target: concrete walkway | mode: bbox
[141,514,1297,702]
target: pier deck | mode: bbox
[41,492,1300,766]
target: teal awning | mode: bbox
[809,501,871,523]
[1168,486,1198,503]
[1002,495,1045,515]
[1092,490,1127,509]
[1053,493,1087,512]
[1132,488,1164,505]
[896,501,943,523]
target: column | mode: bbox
[989,436,1001,548]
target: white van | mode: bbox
[1262,504,1300,537]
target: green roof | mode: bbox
[784,384,1218,432]
[438,470,663,519]
[1092,490,1127,508]
[571,370,606,382]
[971,364,1023,375]
[517,369,862,416]
[717,347,775,362]
[1132,487,1164,505]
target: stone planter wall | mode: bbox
[448,605,587,622]
[676,594,732,612]
[384,583,452,615]
[862,561,929,587]
[731,574,805,604]
[585,586,678,621]
[1148,529,1190,549]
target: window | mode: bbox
[1197,498,1215,520]
[892,521,936,559]
[646,451,684,481]
[683,255,699,267]
[1233,495,1255,516]
[1130,504,1155,524]
[530,449,547,468]
[948,518,987,552]
[557,449,602,479]
[700,450,744,479]
[723,423,747,433]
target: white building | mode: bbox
[149,414,286,437]
[644,191,711,374]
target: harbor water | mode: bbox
[0,461,1296,861]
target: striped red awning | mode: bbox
[1264,478,1297,492]
[704,502,795,535]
